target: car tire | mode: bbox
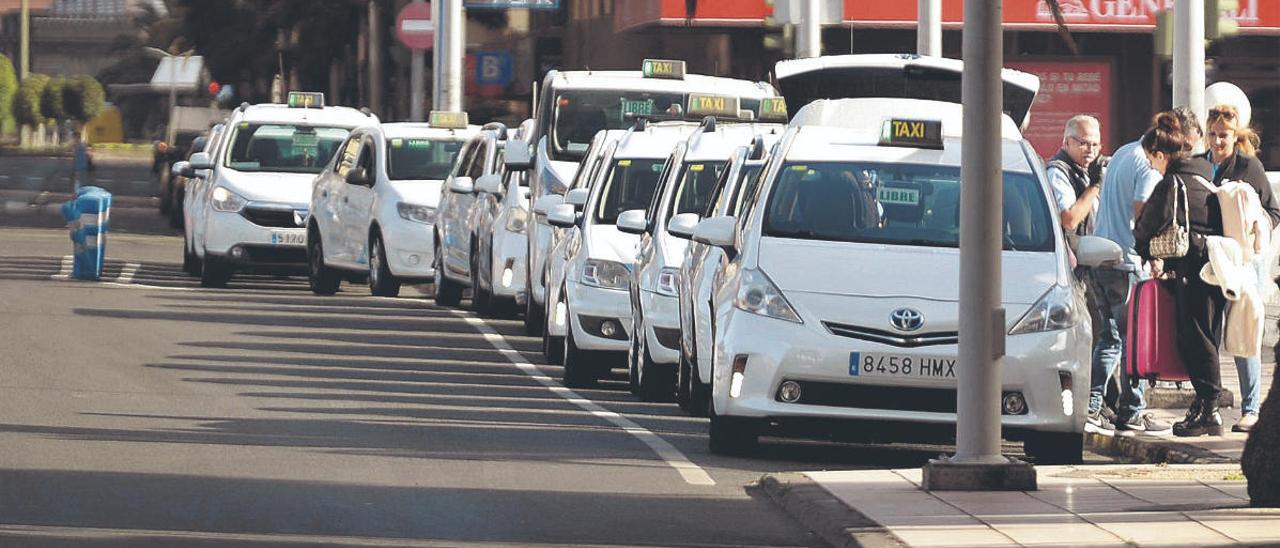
[562,319,596,388]
[433,235,463,307]
[200,253,232,288]
[1022,431,1084,465]
[307,232,342,295]
[543,293,565,364]
[524,269,545,336]
[627,319,642,396]
[678,342,708,417]
[182,231,200,276]
[709,407,759,456]
[470,241,492,315]
[637,331,675,403]
[368,233,401,297]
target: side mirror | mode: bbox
[475,174,503,195]
[565,188,590,208]
[533,194,564,216]
[547,203,578,228]
[667,212,700,240]
[616,209,648,235]
[692,215,737,250]
[188,152,213,170]
[345,167,371,186]
[1074,235,1123,268]
[172,161,191,178]
[448,176,474,194]
[504,139,533,171]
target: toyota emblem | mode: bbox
[889,308,924,332]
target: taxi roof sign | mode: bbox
[429,111,470,129]
[879,118,943,150]
[687,93,740,119]
[759,98,788,121]
[642,59,686,80]
[287,92,325,109]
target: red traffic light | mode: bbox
[208,81,221,95]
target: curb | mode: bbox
[754,473,905,548]
[1084,431,1236,464]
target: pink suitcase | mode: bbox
[1126,278,1190,382]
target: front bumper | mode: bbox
[489,230,528,302]
[566,279,632,352]
[380,219,435,280]
[711,309,1089,437]
[204,210,306,266]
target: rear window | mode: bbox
[593,158,666,224]
[763,162,1052,251]
[224,124,349,174]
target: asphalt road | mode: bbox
[0,213,1097,546]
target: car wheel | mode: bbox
[543,291,564,364]
[524,269,545,335]
[470,240,492,314]
[307,231,341,295]
[562,317,596,388]
[200,253,232,288]
[709,405,759,456]
[368,233,401,297]
[433,236,463,307]
[1022,432,1084,465]
[182,230,198,276]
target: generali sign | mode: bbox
[842,0,1279,34]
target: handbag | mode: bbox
[1148,175,1189,259]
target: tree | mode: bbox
[40,76,67,124]
[0,55,17,132]
[12,73,48,128]
[63,76,106,124]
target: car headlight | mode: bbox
[582,259,630,291]
[656,267,680,297]
[733,268,802,323]
[397,202,438,225]
[1009,284,1076,335]
[210,186,247,213]
[504,207,528,233]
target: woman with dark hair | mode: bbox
[1204,104,1277,432]
[1134,111,1224,437]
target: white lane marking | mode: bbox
[454,313,716,486]
[50,255,73,280]
[0,174,11,179]
[114,262,140,284]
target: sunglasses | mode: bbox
[1208,108,1237,121]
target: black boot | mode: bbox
[1174,396,1225,437]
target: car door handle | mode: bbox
[321,191,328,198]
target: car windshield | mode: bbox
[224,124,349,174]
[763,162,1053,251]
[666,161,726,222]
[593,158,666,224]
[551,90,684,161]
[387,138,466,180]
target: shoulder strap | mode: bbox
[1185,174,1217,193]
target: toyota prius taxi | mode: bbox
[696,98,1122,463]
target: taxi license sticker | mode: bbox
[391,138,404,148]
[789,165,808,172]
[877,186,921,206]
[849,352,956,379]
[690,164,705,172]
[618,159,632,167]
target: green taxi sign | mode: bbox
[687,93,740,118]
[287,91,325,108]
[879,119,943,150]
[429,111,470,129]
[620,99,655,117]
[642,59,686,80]
[759,97,788,121]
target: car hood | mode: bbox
[220,170,318,206]
[387,180,445,208]
[756,238,1057,305]
[586,224,641,265]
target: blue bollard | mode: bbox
[60,186,112,280]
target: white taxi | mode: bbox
[619,101,786,401]
[185,92,377,287]
[434,123,508,306]
[524,59,778,336]
[696,98,1121,463]
[544,120,701,387]
[466,136,534,314]
[305,113,477,296]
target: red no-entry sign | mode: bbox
[396,2,434,51]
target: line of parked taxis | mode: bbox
[170,55,1128,463]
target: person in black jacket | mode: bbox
[1205,103,1278,432]
[1134,110,1225,437]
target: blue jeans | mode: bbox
[1232,255,1268,415]
[1087,268,1147,420]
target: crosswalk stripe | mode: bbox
[50,256,73,280]
[114,263,141,284]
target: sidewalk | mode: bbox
[762,465,1279,547]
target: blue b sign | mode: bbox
[475,51,513,86]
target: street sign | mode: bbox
[396,2,434,51]
[475,51,513,86]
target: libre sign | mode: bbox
[396,2,434,51]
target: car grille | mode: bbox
[242,206,306,228]
[822,321,958,348]
[780,381,959,413]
